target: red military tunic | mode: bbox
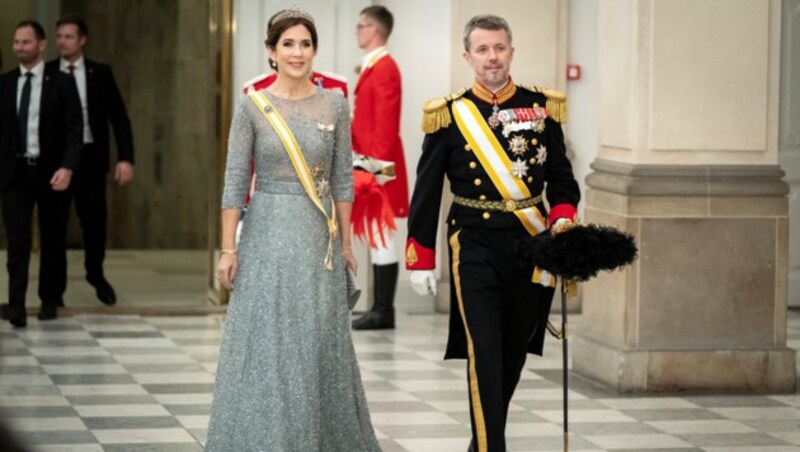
[351,49,409,218]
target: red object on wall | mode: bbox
[567,64,581,81]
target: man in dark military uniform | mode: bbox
[405,14,580,452]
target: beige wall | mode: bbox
[598,0,782,165]
[450,0,567,91]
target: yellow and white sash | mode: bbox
[249,91,338,271]
[452,98,556,288]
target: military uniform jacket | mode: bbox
[405,81,580,359]
[405,81,580,271]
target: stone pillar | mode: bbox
[780,0,800,307]
[573,0,796,392]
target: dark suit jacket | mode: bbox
[0,64,83,189]
[46,58,134,172]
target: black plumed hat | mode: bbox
[514,224,638,282]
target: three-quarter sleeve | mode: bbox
[221,99,255,208]
[330,93,354,202]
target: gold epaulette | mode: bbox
[523,85,567,124]
[421,88,466,134]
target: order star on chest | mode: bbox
[508,135,529,157]
[510,158,529,179]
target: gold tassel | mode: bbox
[421,107,451,134]
[546,97,567,124]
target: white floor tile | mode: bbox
[370,411,459,426]
[132,372,215,384]
[57,384,147,396]
[395,438,470,451]
[92,428,197,444]
[709,407,800,420]
[647,419,757,434]
[176,415,209,429]
[148,394,211,406]
[41,364,127,375]
[585,433,693,449]
[537,410,637,424]
[0,395,70,407]
[8,416,87,431]
[114,354,197,364]
[75,404,171,417]
[97,338,176,348]
[596,397,702,410]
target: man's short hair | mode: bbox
[57,16,90,37]
[15,20,46,41]
[462,14,512,51]
[360,5,394,40]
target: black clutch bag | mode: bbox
[346,268,361,310]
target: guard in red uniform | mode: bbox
[405,15,580,452]
[351,5,408,330]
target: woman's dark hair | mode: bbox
[264,11,318,71]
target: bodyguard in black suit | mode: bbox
[0,21,82,327]
[48,16,135,305]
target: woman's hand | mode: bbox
[217,253,238,291]
[343,248,358,276]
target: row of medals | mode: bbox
[487,104,548,181]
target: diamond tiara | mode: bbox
[269,7,315,28]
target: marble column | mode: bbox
[573,0,796,392]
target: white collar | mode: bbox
[20,60,44,78]
[361,46,388,71]
[60,55,85,71]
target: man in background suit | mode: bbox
[0,20,82,327]
[48,16,135,306]
[351,5,408,330]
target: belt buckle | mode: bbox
[504,199,517,212]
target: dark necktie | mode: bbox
[67,64,75,76]
[18,72,33,155]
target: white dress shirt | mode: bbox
[60,56,94,144]
[17,60,44,158]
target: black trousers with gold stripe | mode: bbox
[448,226,555,452]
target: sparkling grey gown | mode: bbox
[206,88,381,452]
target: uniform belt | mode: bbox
[453,194,542,212]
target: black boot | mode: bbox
[352,263,397,330]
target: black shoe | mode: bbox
[88,277,117,305]
[352,310,395,330]
[0,304,27,328]
[37,305,57,321]
[56,298,65,308]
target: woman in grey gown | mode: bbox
[206,9,381,452]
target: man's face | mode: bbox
[356,14,377,49]
[463,28,514,89]
[13,26,46,66]
[56,24,86,59]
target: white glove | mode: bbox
[410,270,437,296]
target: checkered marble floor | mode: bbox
[1,311,798,452]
